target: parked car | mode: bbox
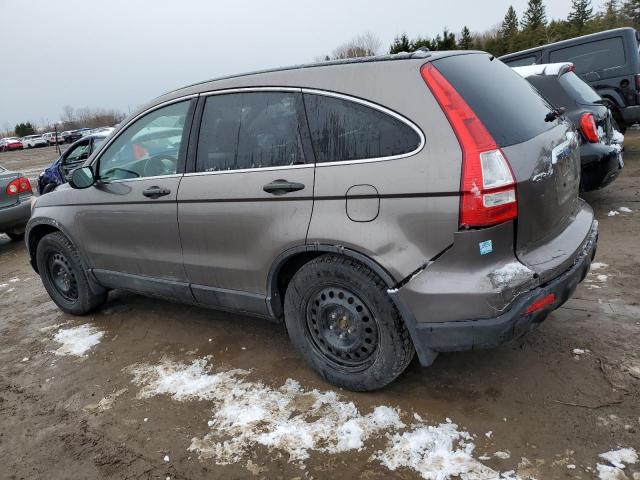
[513,62,624,191]
[38,133,109,194]
[500,28,640,132]
[61,131,73,143]
[21,135,48,148]
[0,137,23,152]
[65,128,91,143]
[43,132,64,145]
[0,164,33,240]
[27,51,597,391]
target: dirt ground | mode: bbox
[1,133,639,480]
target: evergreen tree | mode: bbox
[521,0,547,30]
[459,26,473,50]
[14,122,35,137]
[568,0,594,30]
[622,0,640,25]
[389,33,411,54]
[437,28,457,50]
[500,6,519,53]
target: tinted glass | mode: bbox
[65,140,91,162]
[434,54,554,147]
[549,37,627,76]
[98,101,190,181]
[559,71,602,104]
[504,55,538,67]
[196,91,304,172]
[304,94,420,162]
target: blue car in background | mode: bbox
[38,133,109,194]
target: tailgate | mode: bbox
[502,122,592,282]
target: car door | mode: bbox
[75,98,196,301]
[177,89,314,315]
[59,137,91,181]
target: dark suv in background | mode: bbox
[27,52,597,391]
[513,62,624,191]
[501,28,640,132]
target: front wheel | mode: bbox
[284,254,415,391]
[36,231,107,315]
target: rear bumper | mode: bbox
[580,143,623,192]
[0,199,31,232]
[393,220,597,366]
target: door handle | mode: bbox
[263,179,305,196]
[142,186,171,199]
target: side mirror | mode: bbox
[69,166,96,189]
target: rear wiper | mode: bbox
[545,107,566,122]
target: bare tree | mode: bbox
[331,32,381,60]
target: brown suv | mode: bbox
[27,51,598,391]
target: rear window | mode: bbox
[549,37,627,77]
[504,55,538,67]
[433,53,554,147]
[559,71,601,104]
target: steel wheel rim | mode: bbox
[47,252,78,302]
[305,285,379,369]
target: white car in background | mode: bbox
[21,135,48,148]
[42,132,64,145]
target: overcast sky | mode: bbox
[0,0,575,129]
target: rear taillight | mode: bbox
[579,113,599,143]
[420,63,517,229]
[5,177,32,195]
[635,73,640,90]
[523,293,556,315]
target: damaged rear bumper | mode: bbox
[390,221,598,366]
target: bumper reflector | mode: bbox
[523,293,556,315]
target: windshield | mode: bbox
[559,71,602,104]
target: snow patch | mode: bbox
[612,129,624,145]
[488,262,535,289]
[591,262,608,270]
[608,210,620,217]
[126,358,523,478]
[597,447,637,480]
[53,324,104,357]
[619,206,633,213]
[512,62,571,77]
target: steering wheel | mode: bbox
[143,155,177,177]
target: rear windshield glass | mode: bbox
[559,71,601,104]
[433,53,554,147]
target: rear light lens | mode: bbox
[523,293,556,315]
[579,112,599,143]
[5,177,32,195]
[421,63,517,228]
[635,73,640,90]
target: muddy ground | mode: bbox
[0,134,639,480]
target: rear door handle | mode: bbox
[142,186,171,199]
[263,179,305,195]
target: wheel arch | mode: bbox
[26,220,84,273]
[266,245,397,320]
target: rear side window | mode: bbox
[433,54,553,147]
[196,91,305,172]
[503,55,538,67]
[559,71,602,104]
[549,37,627,76]
[303,93,421,163]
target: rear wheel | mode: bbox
[612,110,627,134]
[42,183,57,194]
[284,254,414,391]
[36,231,107,315]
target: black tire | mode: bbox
[36,231,107,315]
[42,183,57,194]
[612,110,627,134]
[284,254,415,391]
[5,231,24,241]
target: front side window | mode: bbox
[65,140,91,163]
[97,100,190,181]
[303,93,421,163]
[196,91,305,172]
